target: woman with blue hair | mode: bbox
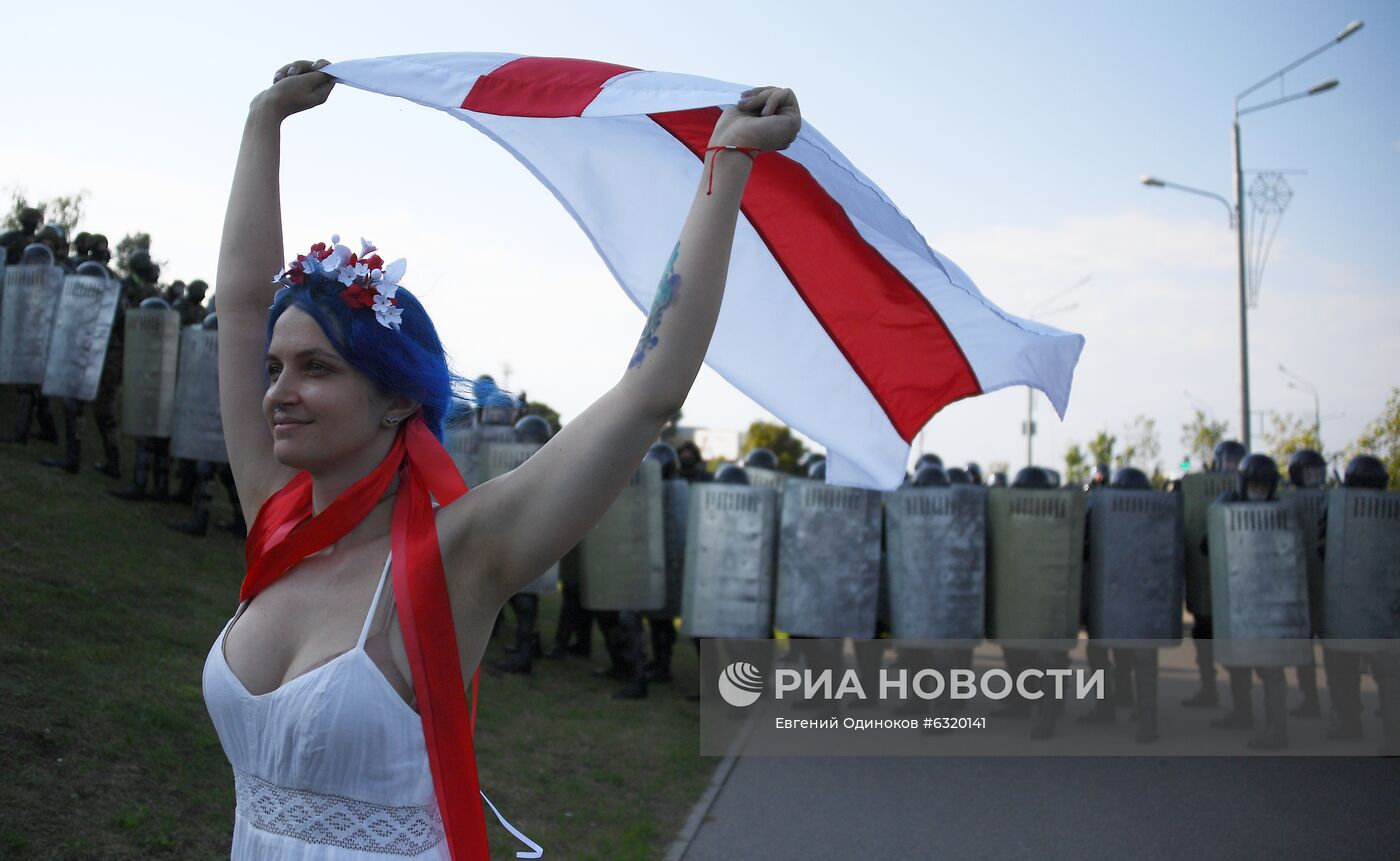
[201,58,799,859]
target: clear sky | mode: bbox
[4,0,1396,476]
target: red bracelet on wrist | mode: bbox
[703,145,760,195]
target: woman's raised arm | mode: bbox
[216,60,335,521]
[442,87,802,605]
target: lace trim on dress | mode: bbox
[234,768,445,856]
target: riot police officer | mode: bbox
[1182,439,1248,708]
[1287,448,1329,718]
[1208,454,1293,749]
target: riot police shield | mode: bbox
[652,478,690,618]
[1086,490,1184,645]
[681,482,778,638]
[773,481,882,638]
[883,484,987,642]
[1207,502,1313,666]
[985,487,1085,640]
[0,247,65,384]
[1181,472,1238,617]
[579,459,665,611]
[169,327,227,462]
[40,263,121,400]
[120,305,181,437]
[1283,488,1328,636]
[477,437,558,594]
[1322,488,1400,649]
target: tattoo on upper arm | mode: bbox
[628,242,681,370]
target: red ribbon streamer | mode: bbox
[241,415,488,859]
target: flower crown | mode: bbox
[274,234,407,330]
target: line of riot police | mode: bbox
[0,232,236,537]
[466,425,1397,752]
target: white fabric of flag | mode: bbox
[325,53,1085,490]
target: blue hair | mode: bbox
[267,277,463,442]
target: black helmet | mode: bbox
[1237,454,1280,501]
[1287,449,1327,489]
[965,462,983,484]
[1343,455,1388,490]
[139,296,170,310]
[912,465,949,487]
[1212,440,1247,473]
[744,448,778,471]
[1110,467,1153,491]
[1087,463,1111,491]
[946,467,970,484]
[914,453,943,471]
[513,414,552,444]
[798,451,826,471]
[715,463,749,485]
[806,459,827,481]
[989,471,1008,488]
[1012,467,1053,490]
[645,441,679,479]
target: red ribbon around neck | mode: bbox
[241,415,489,860]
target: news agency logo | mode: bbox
[717,662,765,707]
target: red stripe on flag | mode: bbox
[462,56,638,118]
[649,108,982,442]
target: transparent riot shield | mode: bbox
[1207,502,1313,666]
[773,481,883,638]
[681,482,778,638]
[40,262,120,401]
[1086,490,1184,645]
[580,459,665,611]
[169,327,227,463]
[883,484,987,642]
[120,305,181,437]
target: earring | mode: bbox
[386,416,400,426]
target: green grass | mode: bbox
[0,392,714,860]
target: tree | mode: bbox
[115,232,153,276]
[1063,443,1090,488]
[4,189,87,235]
[1262,412,1324,466]
[742,421,809,475]
[1180,409,1229,473]
[522,399,562,434]
[1347,387,1400,490]
[1117,415,1162,474]
[1086,430,1116,469]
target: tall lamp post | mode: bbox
[1278,363,1321,443]
[1143,20,1362,451]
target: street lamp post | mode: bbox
[1143,20,1362,451]
[1279,363,1322,444]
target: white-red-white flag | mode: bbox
[326,53,1085,490]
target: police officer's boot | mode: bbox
[613,612,648,699]
[494,594,538,675]
[1134,650,1160,744]
[33,394,56,443]
[1370,653,1400,757]
[1113,650,1136,709]
[1324,648,1364,740]
[1079,645,1116,724]
[173,459,198,505]
[993,648,1033,718]
[41,400,82,473]
[149,441,172,502]
[168,464,214,536]
[93,416,121,478]
[111,438,152,500]
[1248,667,1289,750]
[1030,649,1065,740]
[646,616,676,683]
[1291,663,1322,717]
[1183,637,1219,708]
[1211,668,1254,729]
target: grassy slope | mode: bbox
[0,394,713,860]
